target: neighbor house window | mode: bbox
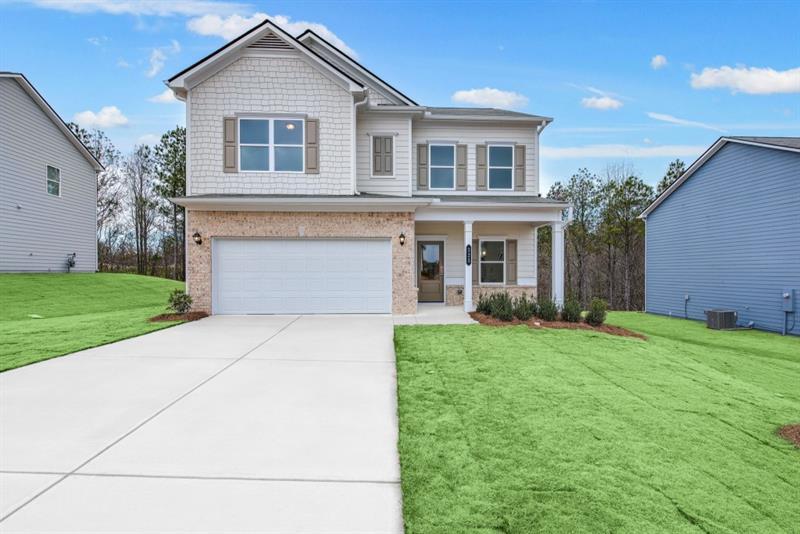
[429,144,455,189]
[488,145,514,190]
[46,165,60,196]
[239,118,304,172]
[480,240,505,284]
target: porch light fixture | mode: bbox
[399,233,406,246]
[192,232,202,245]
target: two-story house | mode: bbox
[168,19,567,315]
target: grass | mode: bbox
[394,312,800,533]
[0,273,184,372]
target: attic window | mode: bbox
[247,32,293,50]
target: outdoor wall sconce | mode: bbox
[399,233,406,246]
[192,232,203,245]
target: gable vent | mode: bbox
[247,32,293,50]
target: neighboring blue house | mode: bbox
[641,137,800,335]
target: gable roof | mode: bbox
[641,136,800,218]
[0,72,103,172]
[296,29,417,106]
[424,107,552,123]
[167,19,365,97]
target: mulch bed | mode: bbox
[778,424,800,448]
[149,311,209,323]
[469,312,647,340]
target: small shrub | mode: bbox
[513,294,536,321]
[537,298,559,322]
[489,292,514,322]
[585,298,608,326]
[167,289,193,314]
[476,294,492,315]
[561,298,582,323]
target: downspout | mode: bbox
[352,91,369,195]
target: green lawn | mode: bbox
[394,312,800,533]
[0,273,184,372]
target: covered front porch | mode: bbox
[413,197,568,312]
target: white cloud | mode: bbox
[29,0,247,17]
[148,89,180,104]
[647,112,726,132]
[145,40,181,78]
[581,96,623,110]
[186,13,358,58]
[541,144,706,159]
[651,55,668,70]
[73,106,129,128]
[690,65,800,94]
[451,87,529,109]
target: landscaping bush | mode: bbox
[537,298,559,321]
[488,292,514,322]
[585,298,608,326]
[167,289,193,314]
[561,298,582,323]
[513,294,536,321]
[476,294,492,315]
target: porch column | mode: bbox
[463,220,473,311]
[551,221,565,306]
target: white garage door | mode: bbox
[212,239,392,314]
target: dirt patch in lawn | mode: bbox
[778,424,800,448]
[149,311,209,323]
[469,312,647,340]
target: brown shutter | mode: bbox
[373,136,393,176]
[476,144,487,190]
[384,137,393,175]
[417,144,428,190]
[514,145,526,191]
[506,240,517,285]
[472,239,479,285]
[223,117,237,173]
[456,144,467,190]
[305,119,319,174]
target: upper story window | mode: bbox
[488,145,514,190]
[429,144,455,189]
[46,165,60,196]
[372,136,394,177]
[239,118,304,172]
[480,240,505,284]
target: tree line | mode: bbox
[71,123,685,310]
[69,124,186,280]
[537,159,685,310]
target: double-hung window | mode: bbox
[480,240,505,284]
[488,145,514,190]
[46,165,60,196]
[239,118,304,172]
[429,144,455,189]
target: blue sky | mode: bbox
[2,0,798,191]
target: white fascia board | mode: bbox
[1,73,103,172]
[420,114,551,125]
[170,196,433,212]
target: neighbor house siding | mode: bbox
[0,78,97,272]
[645,142,800,335]
[356,113,411,196]
[411,121,539,194]
[188,55,353,195]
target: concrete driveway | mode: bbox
[0,315,403,533]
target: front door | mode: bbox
[417,241,444,302]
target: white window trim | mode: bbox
[46,164,61,197]
[487,144,515,191]
[428,143,456,190]
[238,117,305,173]
[369,133,396,179]
[478,238,506,286]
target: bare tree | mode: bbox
[124,145,157,275]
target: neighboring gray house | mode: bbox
[641,137,800,335]
[0,72,102,272]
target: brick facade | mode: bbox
[445,285,537,306]
[189,56,353,196]
[186,210,417,314]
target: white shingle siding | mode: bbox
[411,121,540,194]
[0,78,97,272]
[356,113,411,196]
[188,56,353,195]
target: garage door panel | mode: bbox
[213,239,391,314]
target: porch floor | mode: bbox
[393,303,476,325]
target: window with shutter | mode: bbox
[372,136,393,177]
